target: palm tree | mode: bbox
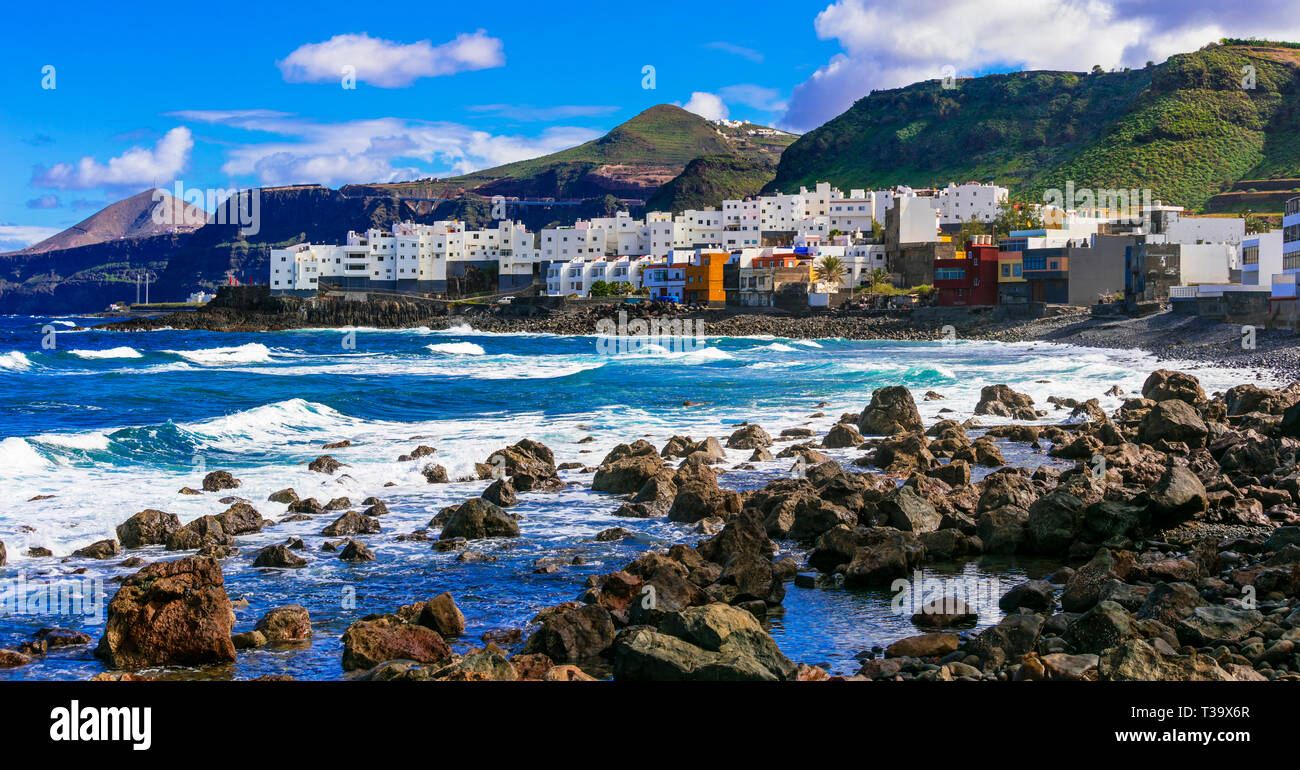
[869,267,890,292]
[816,255,846,288]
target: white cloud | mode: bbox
[718,84,787,113]
[169,111,602,186]
[682,92,729,122]
[706,41,764,63]
[0,224,61,251]
[31,127,192,190]
[25,195,61,209]
[278,31,505,88]
[782,0,1300,131]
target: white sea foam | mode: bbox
[0,351,32,371]
[69,347,143,360]
[426,342,487,356]
[166,342,273,365]
[765,342,799,353]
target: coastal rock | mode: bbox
[873,432,935,474]
[885,632,958,658]
[726,424,773,449]
[417,593,466,636]
[482,478,518,507]
[1174,606,1263,646]
[341,618,452,671]
[910,596,978,629]
[593,454,664,495]
[307,455,345,474]
[252,544,307,568]
[201,470,241,492]
[1139,400,1207,447]
[165,515,232,551]
[215,502,264,535]
[968,613,1045,667]
[976,505,1028,555]
[1062,548,1128,612]
[522,603,616,663]
[823,423,864,448]
[1147,465,1207,522]
[842,528,926,586]
[267,488,298,504]
[1098,639,1231,681]
[321,510,381,537]
[72,539,121,560]
[254,605,312,643]
[879,485,941,533]
[1135,582,1208,626]
[858,386,923,436]
[116,509,181,549]
[339,539,376,561]
[613,605,795,681]
[95,556,236,669]
[974,384,1037,420]
[422,464,450,484]
[1063,600,1139,654]
[999,580,1055,612]
[439,498,519,540]
[1141,370,1206,405]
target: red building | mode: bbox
[934,242,999,306]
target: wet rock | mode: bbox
[341,617,452,671]
[823,422,864,448]
[999,580,1055,612]
[232,630,266,649]
[968,613,1045,667]
[614,604,795,681]
[288,497,324,514]
[879,485,941,534]
[95,556,236,669]
[595,527,633,542]
[339,539,376,562]
[1141,370,1206,405]
[522,604,616,663]
[417,593,466,637]
[439,498,519,540]
[911,596,978,629]
[254,605,312,643]
[976,505,1028,555]
[593,454,665,495]
[166,516,233,552]
[858,386,923,436]
[974,384,1037,420]
[72,539,121,560]
[267,488,298,504]
[1139,400,1207,447]
[116,509,181,549]
[1175,606,1263,646]
[422,464,450,484]
[1099,639,1231,681]
[215,502,264,535]
[886,632,958,658]
[201,471,241,492]
[482,478,518,507]
[252,544,307,568]
[307,455,345,474]
[726,424,773,449]
[322,510,381,537]
[841,528,927,586]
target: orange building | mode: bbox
[685,250,729,307]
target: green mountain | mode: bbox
[766,43,1300,211]
[348,104,796,201]
[645,153,780,212]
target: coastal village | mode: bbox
[268,180,1300,330]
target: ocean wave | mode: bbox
[166,342,273,365]
[764,342,799,353]
[0,437,53,475]
[426,342,487,356]
[0,351,33,371]
[69,346,144,360]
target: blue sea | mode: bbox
[0,314,1274,679]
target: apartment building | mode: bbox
[933,182,1009,224]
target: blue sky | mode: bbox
[3,0,1297,250]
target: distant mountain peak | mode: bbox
[15,189,206,255]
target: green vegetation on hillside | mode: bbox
[645,153,779,212]
[768,45,1300,211]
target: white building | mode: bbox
[1274,196,1300,301]
[933,182,1009,224]
[1241,230,1283,287]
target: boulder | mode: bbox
[339,540,376,561]
[726,424,773,449]
[1141,370,1206,404]
[95,556,236,669]
[73,539,121,560]
[116,509,181,549]
[165,515,232,551]
[1175,606,1264,646]
[252,544,307,568]
[885,632,959,658]
[201,471,241,492]
[999,579,1055,612]
[1062,548,1128,612]
[417,593,466,637]
[968,613,1045,667]
[1147,465,1207,522]
[879,485,941,534]
[254,605,312,643]
[521,604,616,663]
[1139,400,1207,447]
[1062,600,1139,654]
[215,502,264,536]
[910,596,977,629]
[307,455,345,474]
[321,510,381,537]
[593,455,665,495]
[439,498,520,540]
[974,384,1037,420]
[1135,582,1207,626]
[267,488,298,504]
[823,423,864,448]
[858,386,923,436]
[1098,639,1231,681]
[842,528,927,586]
[482,478,518,507]
[341,618,452,671]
